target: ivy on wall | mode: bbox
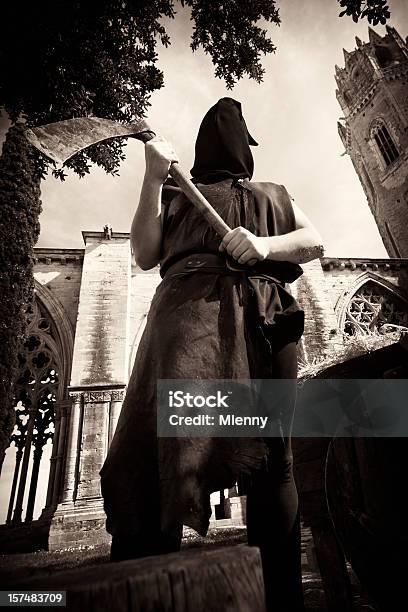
[0,124,42,468]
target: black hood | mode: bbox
[190,97,258,184]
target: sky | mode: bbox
[1,0,407,258]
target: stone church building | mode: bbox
[1,26,407,552]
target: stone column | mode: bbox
[51,399,71,508]
[74,389,110,501]
[6,448,23,524]
[230,496,247,526]
[42,398,71,515]
[60,393,83,504]
[49,230,131,550]
[44,405,62,511]
[25,446,44,523]
[108,394,123,446]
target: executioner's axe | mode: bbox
[25,116,232,238]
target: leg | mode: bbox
[246,342,305,612]
[247,439,304,612]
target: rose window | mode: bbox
[344,281,408,336]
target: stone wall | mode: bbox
[70,232,131,387]
[128,263,161,376]
[34,249,83,331]
[291,259,345,365]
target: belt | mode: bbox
[161,253,303,285]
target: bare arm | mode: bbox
[262,202,324,263]
[220,201,324,265]
[131,137,178,270]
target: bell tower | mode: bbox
[336,26,408,257]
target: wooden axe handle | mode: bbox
[138,131,231,239]
[169,164,231,238]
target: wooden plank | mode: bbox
[13,545,266,612]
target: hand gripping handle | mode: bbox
[137,130,231,239]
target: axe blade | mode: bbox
[24,115,235,241]
[25,116,153,165]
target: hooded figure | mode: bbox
[191,97,258,184]
[101,98,306,612]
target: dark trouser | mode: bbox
[247,453,304,612]
[246,340,304,612]
[111,342,304,611]
[246,438,304,612]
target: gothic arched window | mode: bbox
[4,299,61,524]
[344,281,408,337]
[370,119,399,167]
